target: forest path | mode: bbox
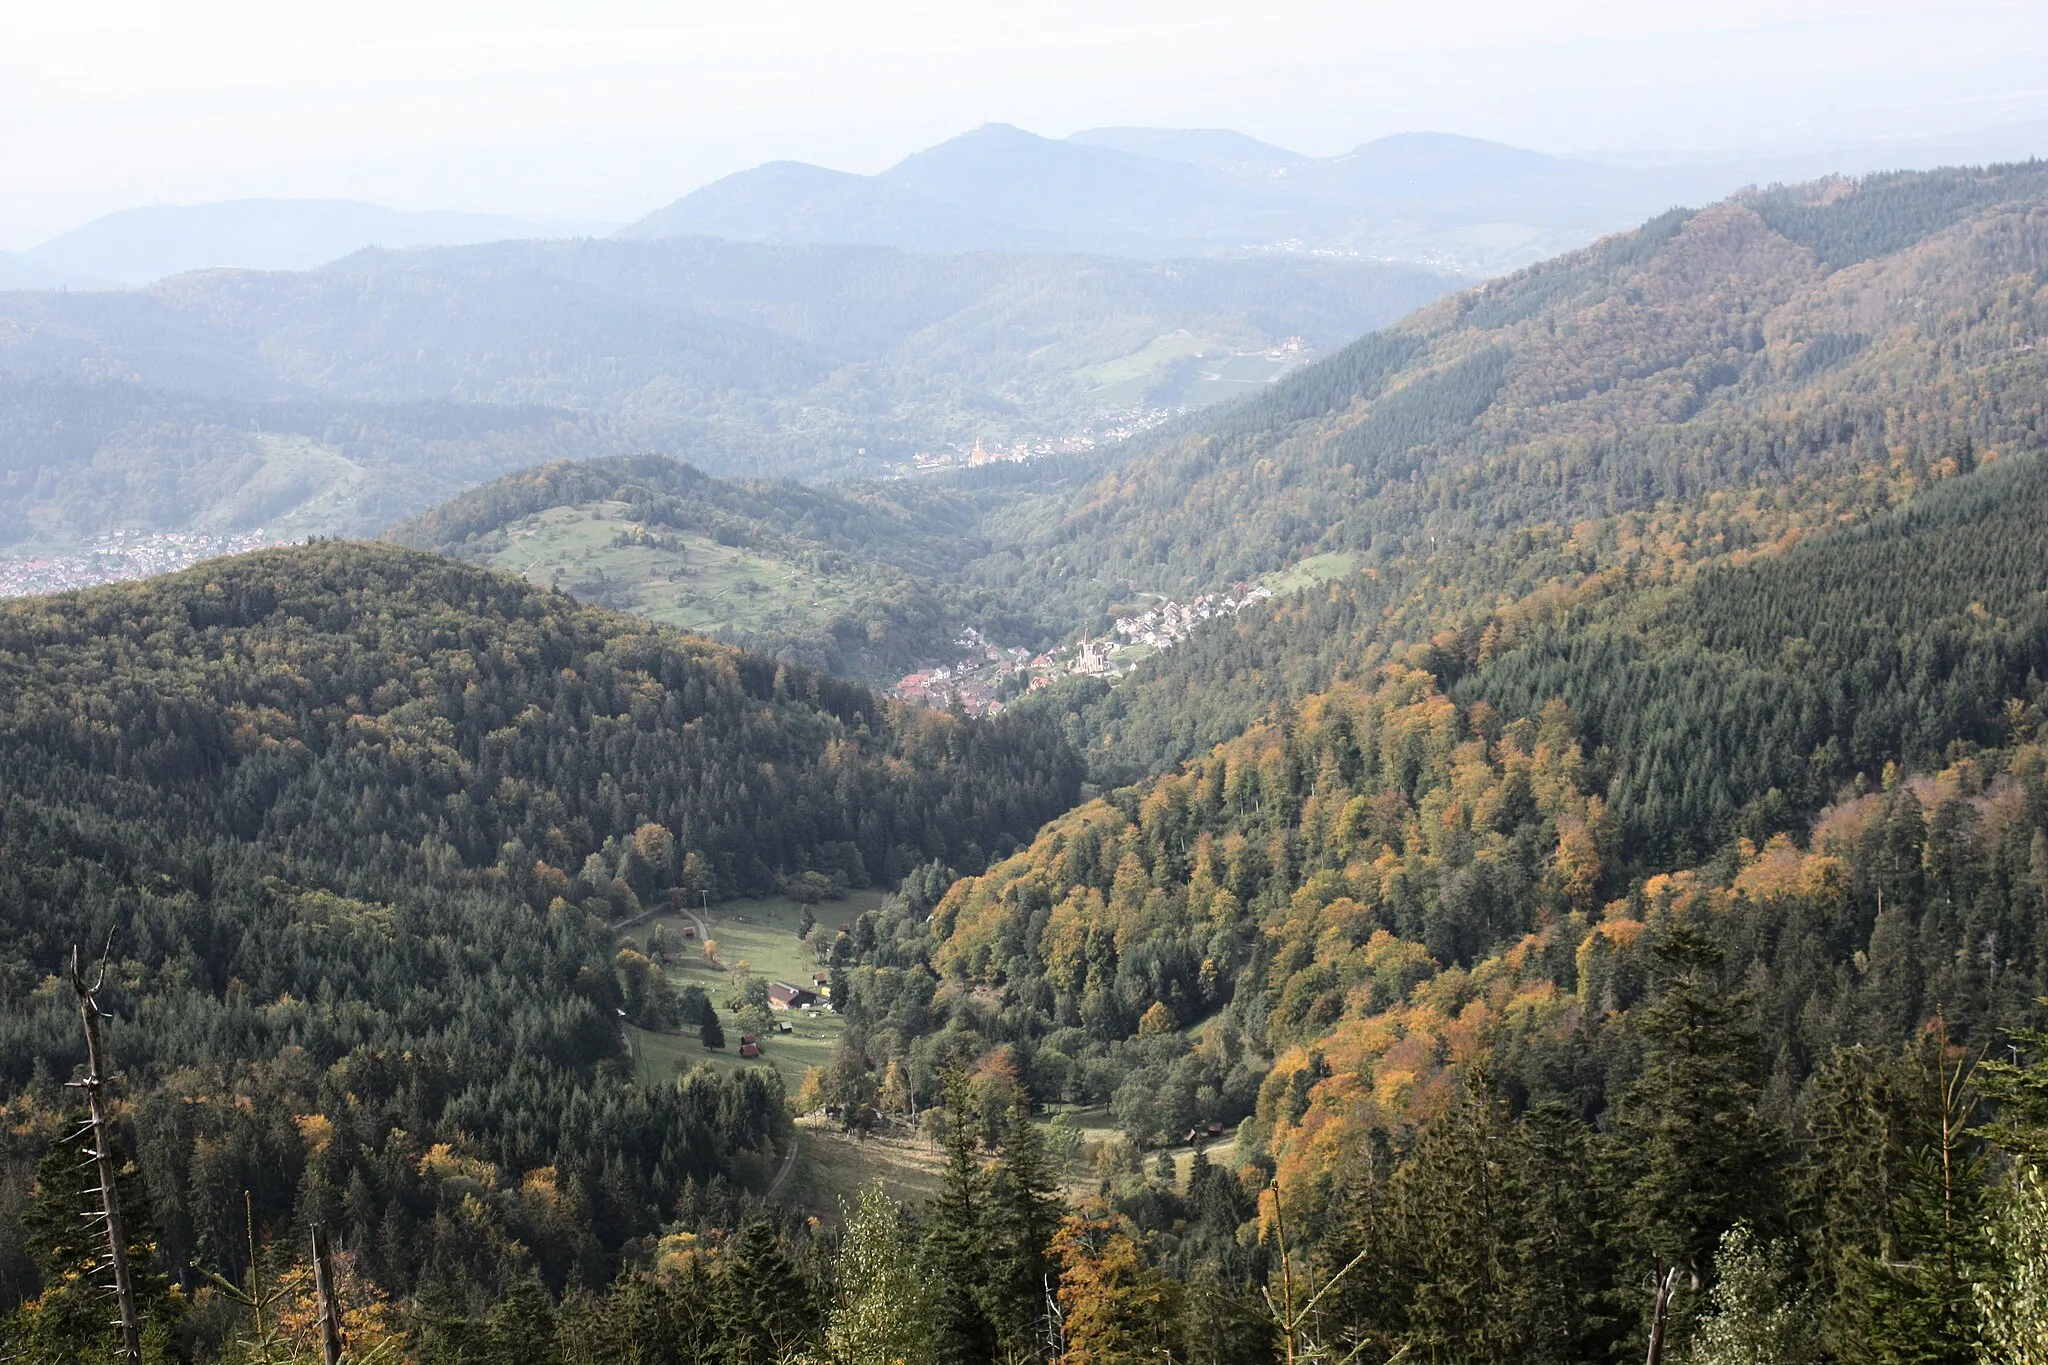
[769,1136,800,1196]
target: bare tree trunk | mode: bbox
[311,1226,346,1365]
[70,946,142,1365]
[1644,1264,1680,1365]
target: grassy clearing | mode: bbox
[785,1119,951,1215]
[618,894,1156,1218]
[1179,350,1299,407]
[617,891,885,1089]
[787,1109,1118,1219]
[486,502,860,638]
[1260,550,1362,595]
[1080,332,1310,409]
[1079,329,1212,405]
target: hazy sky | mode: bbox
[3,0,2045,249]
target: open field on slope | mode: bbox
[782,1118,951,1214]
[486,501,860,636]
[617,891,885,1088]
[1260,550,1363,594]
[1079,330,1307,408]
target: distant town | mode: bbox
[890,583,1276,715]
[886,405,1184,477]
[0,530,289,598]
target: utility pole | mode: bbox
[68,944,142,1365]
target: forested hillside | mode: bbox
[992,159,2048,786]
[975,161,2048,617]
[805,447,2048,1365]
[0,544,1080,1341]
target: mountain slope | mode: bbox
[980,160,2048,619]
[841,171,2048,1168]
[833,429,2048,1337]
[0,542,1081,1293]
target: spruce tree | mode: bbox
[1618,927,1781,1363]
[1837,1029,1990,1365]
[988,1090,1065,1359]
[485,1279,562,1365]
[927,1072,998,1365]
[716,1220,818,1365]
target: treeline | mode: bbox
[0,544,1081,1325]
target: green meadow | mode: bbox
[617,891,886,1089]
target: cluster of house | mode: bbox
[889,626,1025,715]
[0,529,288,598]
[889,584,1277,714]
[887,406,1181,478]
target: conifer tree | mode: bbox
[1619,927,1781,1364]
[485,1279,562,1365]
[927,1072,998,1365]
[988,1090,1065,1359]
[10,1142,177,1365]
[716,1221,818,1365]
[1838,1029,1990,1365]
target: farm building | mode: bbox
[767,982,817,1011]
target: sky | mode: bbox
[3,0,2046,249]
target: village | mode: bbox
[887,404,1181,476]
[0,529,288,598]
[889,582,1276,715]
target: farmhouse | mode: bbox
[766,981,817,1011]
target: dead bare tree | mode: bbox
[1260,1182,1403,1365]
[67,942,142,1365]
[1643,1264,1681,1365]
[310,1227,345,1365]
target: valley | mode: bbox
[7,156,2048,1364]
[0,241,1447,560]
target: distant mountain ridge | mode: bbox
[620,124,1728,276]
[0,199,611,289]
